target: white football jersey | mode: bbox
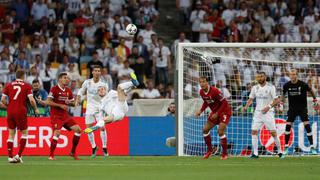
[249,83,277,111]
[78,78,109,112]
[100,90,118,116]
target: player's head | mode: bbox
[32,79,40,91]
[289,69,298,82]
[199,76,209,90]
[16,69,25,80]
[257,71,267,84]
[58,72,69,86]
[168,102,175,114]
[92,65,102,79]
[98,86,107,97]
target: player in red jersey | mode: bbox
[1,69,39,163]
[195,76,232,160]
[45,72,81,160]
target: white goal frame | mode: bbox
[176,43,320,156]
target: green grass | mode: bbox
[0,156,319,180]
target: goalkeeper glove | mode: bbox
[313,99,318,106]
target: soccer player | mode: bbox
[75,65,109,157]
[243,72,283,158]
[1,69,39,163]
[45,72,81,160]
[195,76,232,160]
[84,72,139,133]
[282,69,318,155]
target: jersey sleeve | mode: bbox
[271,85,277,99]
[77,80,88,96]
[48,87,55,99]
[68,88,74,100]
[212,87,225,102]
[26,84,33,97]
[249,86,256,99]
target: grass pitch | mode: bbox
[0,156,319,180]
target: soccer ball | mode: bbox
[126,23,138,35]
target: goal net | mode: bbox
[177,43,320,156]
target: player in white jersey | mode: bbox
[84,72,139,133]
[243,72,284,158]
[75,65,109,157]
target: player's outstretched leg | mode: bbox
[130,72,140,87]
[84,123,102,134]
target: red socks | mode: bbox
[50,136,58,157]
[220,135,228,156]
[7,139,13,158]
[18,136,27,157]
[71,133,81,154]
[203,133,213,152]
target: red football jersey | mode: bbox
[2,79,33,115]
[48,84,73,116]
[199,85,231,114]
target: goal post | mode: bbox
[176,43,320,156]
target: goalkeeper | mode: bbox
[281,69,318,155]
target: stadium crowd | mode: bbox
[176,0,320,107]
[1,0,320,116]
[0,0,174,117]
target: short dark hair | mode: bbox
[58,72,68,79]
[92,65,102,70]
[32,79,40,84]
[258,71,266,76]
[16,69,25,79]
[199,76,209,82]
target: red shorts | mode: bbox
[51,115,77,131]
[7,113,28,130]
[208,110,231,125]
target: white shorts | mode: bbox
[111,101,129,122]
[252,111,276,131]
[85,106,100,124]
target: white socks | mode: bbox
[100,130,107,148]
[87,132,96,148]
[274,135,282,154]
[252,135,258,156]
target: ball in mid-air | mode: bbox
[126,23,138,35]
